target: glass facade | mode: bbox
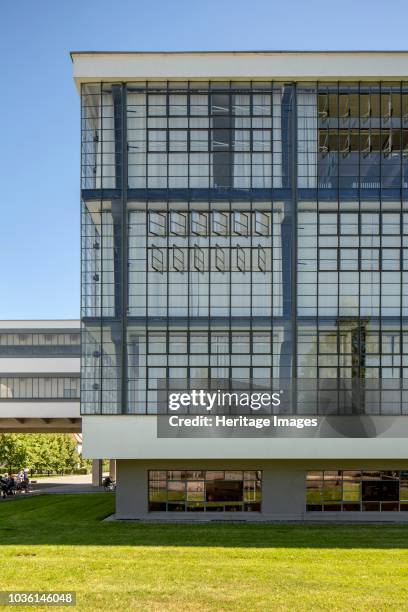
[148,470,261,512]
[80,80,408,415]
[0,376,80,400]
[0,332,80,356]
[306,470,408,512]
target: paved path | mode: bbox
[1,474,107,498]
[31,473,106,493]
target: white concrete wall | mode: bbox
[0,357,80,374]
[0,401,80,419]
[115,459,408,521]
[82,416,408,460]
[0,320,79,329]
[72,52,408,86]
[0,321,80,422]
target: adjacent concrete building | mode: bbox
[0,320,80,432]
[73,51,408,520]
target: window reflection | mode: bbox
[307,470,407,511]
[148,470,262,512]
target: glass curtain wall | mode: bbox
[126,82,283,190]
[81,81,293,415]
[0,377,80,400]
[0,333,80,356]
[297,82,408,415]
[79,80,408,415]
[81,84,124,414]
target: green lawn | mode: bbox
[1,495,408,610]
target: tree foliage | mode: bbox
[0,434,28,474]
[0,434,79,474]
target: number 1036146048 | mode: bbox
[0,592,76,606]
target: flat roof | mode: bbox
[0,320,80,330]
[71,50,408,56]
[71,51,408,87]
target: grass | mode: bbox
[1,495,408,610]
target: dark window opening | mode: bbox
[206,481,243,502]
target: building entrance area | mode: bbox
[148,470,261,512]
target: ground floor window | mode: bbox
[306,470,408,512]
[148,470,261,512]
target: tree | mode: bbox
[0,434,29,474]
[0,434,79,475]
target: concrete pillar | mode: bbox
[262,465,305,519]
[116,460,148,519]
[92,459,103,486]
[109,459,116,480]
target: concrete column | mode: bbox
[92,459,103,486]
[116,460,148,519]
[262,465,305,519]
[109,459,116,480]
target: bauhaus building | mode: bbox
[66,51,408,520]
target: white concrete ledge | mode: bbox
[72,51,408,86]
[0,401,80,419]
[0,320,79,330]
[82,415,408,460]
[0,357,80,374]
[105,511,408,523]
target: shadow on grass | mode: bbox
[1,493,408,549]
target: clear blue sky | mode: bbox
[1,0,408,319]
